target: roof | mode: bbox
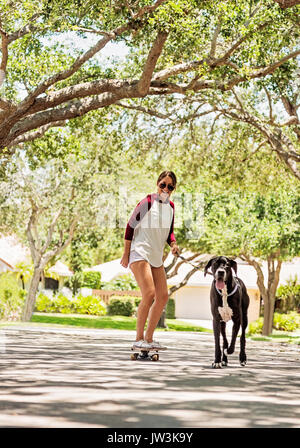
[48,261,73,277]
[0,257,14,271]
[0,234,30,268]
[84,259,130,282]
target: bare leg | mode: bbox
[130,260,155,341]
[144,265,169,343]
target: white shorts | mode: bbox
[129,250,163,268]
[129,250,146,267]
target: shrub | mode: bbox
[133,297,142,308]
[81,272,102,289]
[35,293,53,313]
[0,273,26,320]
[101,274,138,291]
[107,296,135,316]
[248,312,300,335]
[73,294,106,316]
[276,277,300,313]
[65,271,84,295]
[248,317,264,335]
[35,292,106,316]
[52,293,73,314]
[273,311,300,332]
[166,298,175,319]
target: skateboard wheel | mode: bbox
[130,353,138,361]
[152,354,159,362]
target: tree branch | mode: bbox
[0,25,8,87]
[209,18,222,59]
[6,121,66,149]
[0,1,168,138]
[41,206,64,253]
[7,13,43,44]
[137,31,168,96]
[43,215,79,264]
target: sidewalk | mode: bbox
[0,325,299,428]
[180,318,233,331]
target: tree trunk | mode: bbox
[241,254,282,336]
[21,267,42,321]
[262,292,276,336]
[157,307,167,328]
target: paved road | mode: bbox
[0,325,299,428]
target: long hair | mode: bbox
[157,171,177,188]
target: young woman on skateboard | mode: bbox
[120,171,179,350]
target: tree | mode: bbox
[0,0,299,163]
[0,151,107,321]
[199,189,300,336]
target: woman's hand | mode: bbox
[170,242,179,256]
[120,253,129,268]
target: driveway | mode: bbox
[0,325,299,428]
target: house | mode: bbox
[0,234,30,273]
[165,253,260,322]
[84,259,130,282]
[45,261,74,291]
[88,253,300,323]
[165,252,300,323]
[0,235,73,291]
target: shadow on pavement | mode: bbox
[0,327,299,428]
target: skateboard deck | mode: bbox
[130,346,165,362]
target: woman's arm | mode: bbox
[121,195,151,268]
[167,201,179,255]
[120,239,131,268]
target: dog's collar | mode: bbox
[215,280,239,297]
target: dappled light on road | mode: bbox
[0,328,299,428]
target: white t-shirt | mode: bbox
[125,193,176,267]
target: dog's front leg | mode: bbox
[239,311,248,366]
[228,318,240,355]
[212,318,222,368]
[220,321,229,366]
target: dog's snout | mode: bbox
[216,269,226,277]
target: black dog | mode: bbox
[204,256,250,368]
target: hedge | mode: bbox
[35,292,106,316]
[248,311,300,335]
[107,296,136,317]
[0,273,26,320]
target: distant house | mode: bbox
[43,261,74,291]
[0,234,30,272]
[84,259,130,282]
[167,253,299,323]
[87,252,300,323]
[0,234,73,292]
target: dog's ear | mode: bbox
[204,257,218,276]
[229,259,237,275]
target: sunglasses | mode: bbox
[159,182,175,192]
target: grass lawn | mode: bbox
[1,314,299,344]
[248,332,300,345]
[18,312,212,333]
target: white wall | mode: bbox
[174,286,212,319]
[173,285,260,323]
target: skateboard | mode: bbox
[130,347,164,362]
